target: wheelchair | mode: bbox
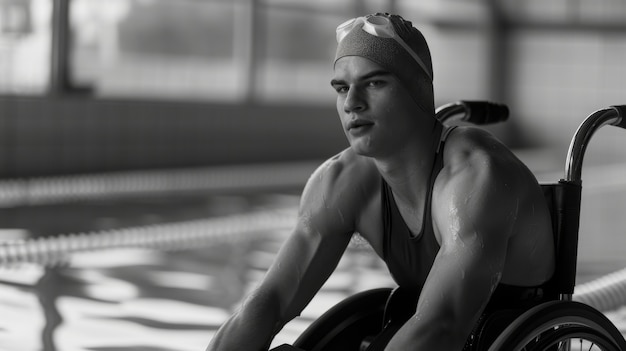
[271,102,626,351]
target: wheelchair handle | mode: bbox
[564,105,626,183]
[435,100,509,125]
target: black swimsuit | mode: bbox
[381,145,441,293]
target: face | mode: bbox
[331,56,430,158]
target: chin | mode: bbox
[350,144,377,158]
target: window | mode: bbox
[70,0,246,102]
[397,0,491,103]
[255,5,339,104]
[0,0,51,94]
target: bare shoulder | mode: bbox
[440,126,535,187]
[434,127,541,239]
[303,147,378,199]
[299,148,379,234]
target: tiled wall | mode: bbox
[0,97,346,178]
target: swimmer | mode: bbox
[207,13,555,351]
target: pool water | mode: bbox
[0,231,393,351]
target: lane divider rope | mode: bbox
[574,267,626,312]
[0,208,297,267]
[0,162,317,208]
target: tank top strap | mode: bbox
[437,125,457,154]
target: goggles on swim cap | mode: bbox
[336,14,432,81]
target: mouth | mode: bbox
[347,119,374,131]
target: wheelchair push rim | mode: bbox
[487,301,626,351]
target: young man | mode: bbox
[207,13,555,351]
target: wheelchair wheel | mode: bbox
[487,301,626,351]
[292,288,392,351]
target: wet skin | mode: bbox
[207,57,555,351]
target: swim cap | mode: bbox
[334,13,434,112]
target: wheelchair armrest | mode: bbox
[461,101,509,125]
[435,101,509,125]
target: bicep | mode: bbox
[425,155,517,321]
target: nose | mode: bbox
[343,86,366,113]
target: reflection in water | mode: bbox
[0,233,392,351]
[1,245,255,351]
[37,269,63,351]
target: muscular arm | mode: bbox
[207,156,357,351]
[386,141,521,351]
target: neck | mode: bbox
[375,121,443,199]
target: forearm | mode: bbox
[385,317,468,351]
[207,292,284,351]
[206,314,272,351]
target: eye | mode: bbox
[333,84,349,94]
[367,80,386,88]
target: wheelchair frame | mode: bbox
[272,102,626,351]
